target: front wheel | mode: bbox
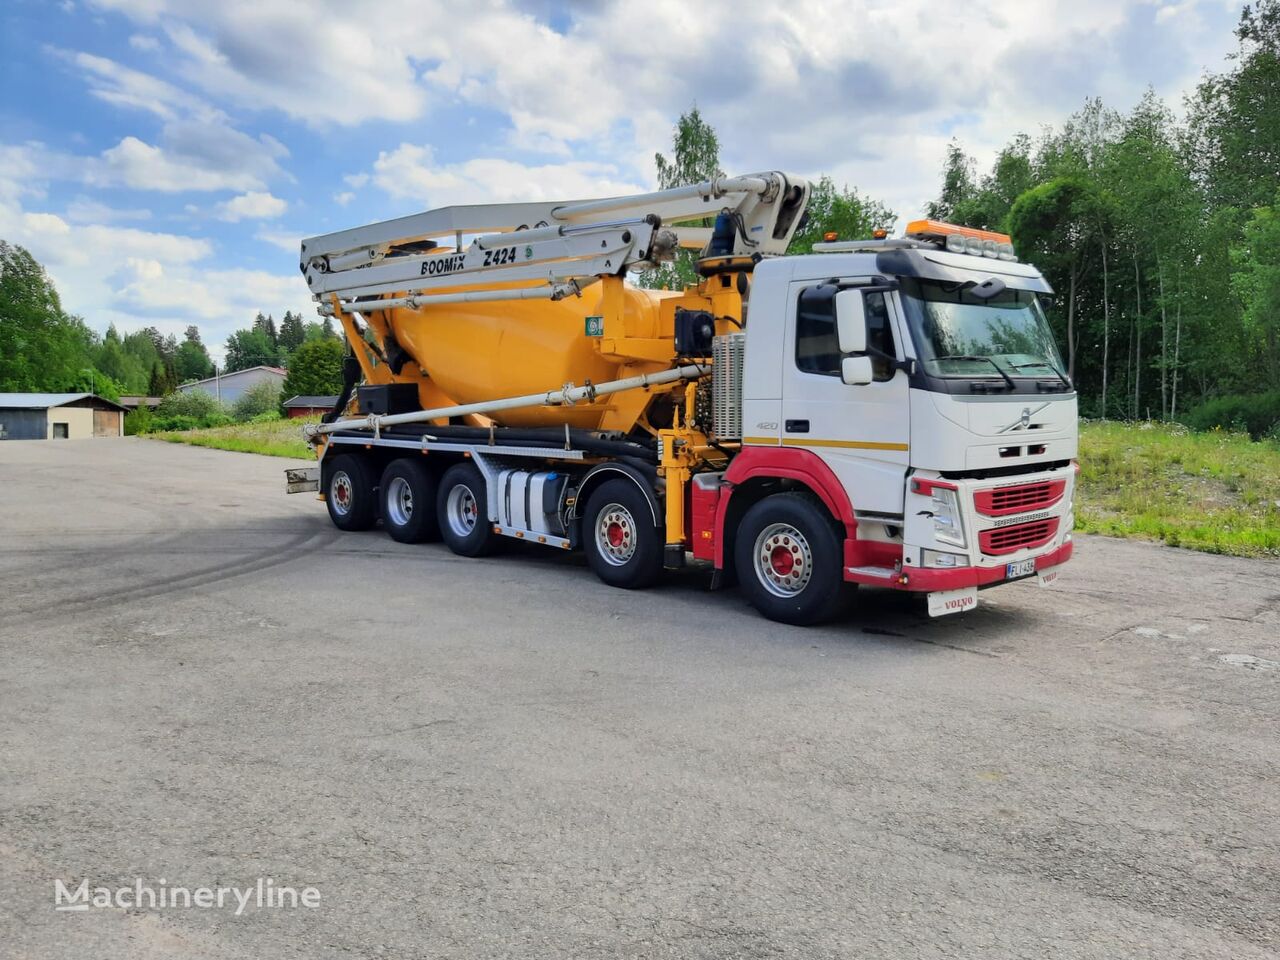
[734,493,852,625]
[582,478,663,589]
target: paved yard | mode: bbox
[1,438,1277,958]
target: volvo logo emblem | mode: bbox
[998,402,1050,434]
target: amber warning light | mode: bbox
[905,219,1017,261]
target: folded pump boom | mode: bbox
[300,172,809,316]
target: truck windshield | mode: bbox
[899,278,1065,379]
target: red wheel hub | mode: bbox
[607,521,625,548]
[770,544,796,576]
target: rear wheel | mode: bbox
[582,478,663,589]
[380,458,440,544]
[436,462,498,557]
[735,493,851,625]
[325,454,378,531]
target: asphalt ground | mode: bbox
[1,437,1278,959]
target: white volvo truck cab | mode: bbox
[737,220,1077,616]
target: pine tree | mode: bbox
[279,310,306,352]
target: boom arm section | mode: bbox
[300,172,809,314]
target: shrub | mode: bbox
[123,403,153,435]
[156,389,228,421]
[232,379,283,422]
[1184,390,1280,440]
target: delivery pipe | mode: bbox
[308,363,709,438]
[325,280,592,315]
[551,176,771,221]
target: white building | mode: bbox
[177,366,287,405]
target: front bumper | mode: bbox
[881,540,1073,592]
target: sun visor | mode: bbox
[876,248,1054,295]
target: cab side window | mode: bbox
[795,284,897,381]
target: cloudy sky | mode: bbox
[0,0,1246,362]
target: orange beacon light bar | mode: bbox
[904,219,1017,261]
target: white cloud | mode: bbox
[51,50,289,193]
[57,49,197,120]
[215,190,287,221]
[370,144,645,206]
[64,196,153,224]
[254,227,300,253]
[83,0,1245,221]
[332,191,354,206]
[83,134,283,192]
[0,193,305,364]
[128,33,160,51]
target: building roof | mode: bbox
[283,395,339,408]
[118,395,162,408]
[0,392,128,412]
[178,365,288,390]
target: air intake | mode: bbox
[712,334,746,440]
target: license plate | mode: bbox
[1006,558,1036,580]
[927,587,978,617]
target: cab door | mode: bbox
[780,279,912,516]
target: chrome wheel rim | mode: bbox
[386,476,413,527]
[330,470,353,517]
[445,483,479,537]
[753,522,813,598]
[595,502,636,566]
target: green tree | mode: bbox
[279,310,306,352]
[253,311,279,349]
[926,141,977,221]
[787,176,894,254]
[1230,192,1280,382]
[1189,0,1280,211]
[0,241,95,391]
[147,361,176,397]
[638,105,723,290]
[175,325,214,383]
[282,338,345,399]
[1007,177,1106,381]
[224,327,280,371]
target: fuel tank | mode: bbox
[384,283,674,429]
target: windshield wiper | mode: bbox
[1009,360,1072,390]
[934,355,1016,390]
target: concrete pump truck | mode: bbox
[289,172,1077,625]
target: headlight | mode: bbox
[930,487,966,548]
[922,549,966,568]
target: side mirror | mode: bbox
[841,355,874,386]
[835,289,868,354]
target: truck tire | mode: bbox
[380,458,440,544]
[582,478,663,589]
[437,462,498,557]
[325,453,378,531]
[734,493,851,626]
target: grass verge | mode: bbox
[1077,420,1280,558]
[149,417,1280,559]
[152,417,315,459]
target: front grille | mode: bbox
[974,479,1066,517]
[979,517,1059,556]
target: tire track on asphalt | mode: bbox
[2,526,342,625]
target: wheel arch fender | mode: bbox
[715,446,856,570]
[572,461,661,530]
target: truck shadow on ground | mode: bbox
[346,521,1027,658]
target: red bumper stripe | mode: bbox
[844,540,1073,591]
